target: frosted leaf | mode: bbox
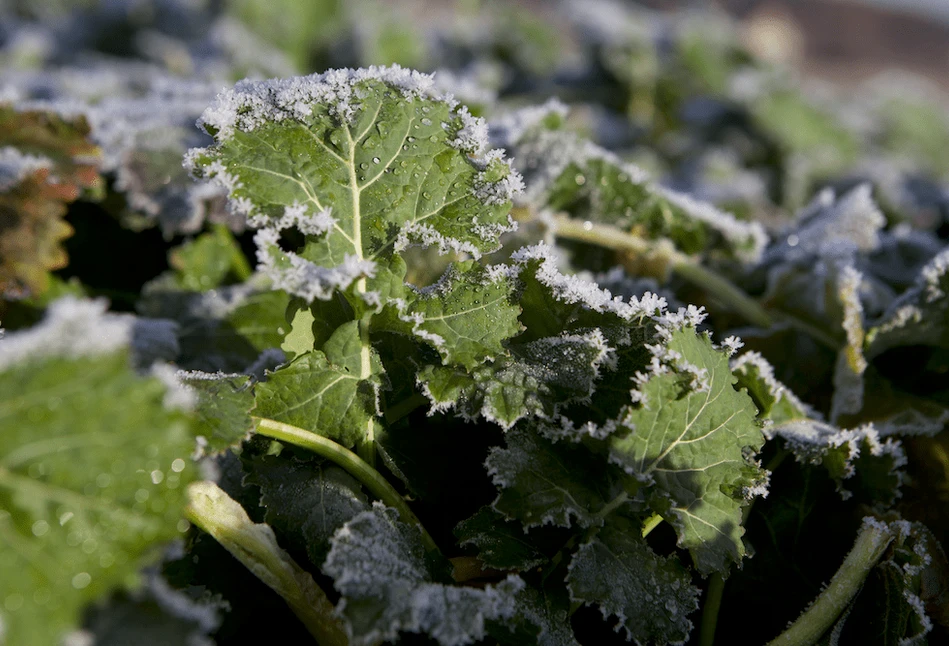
[0,297,132,369]
[508,127,767,263]
[773,184,886,261]
[731,350,819,424]
[324,503,525,646]
[609,327,765,574]
[867,244,949,359]
[768,420,905,502]
[188,65,521,305]
[378,261,522,370]
[486,425,626,529]
[567,517,699,644]
[420,329,615,429]
[490,98,570,149]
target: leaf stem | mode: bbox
[253,416,440,554]
[765,518,895,646]
[549,215,773,328]
[641,513,663,537]
[698,574,725,646]
[185,481,348,646]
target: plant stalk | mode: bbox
[765,518,895,646]
[253,416,439,554]
[185,481,348,646]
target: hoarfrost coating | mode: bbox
[0,297,132,369]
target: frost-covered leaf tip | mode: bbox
[185,65,522,303]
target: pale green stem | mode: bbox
[550,215,773,329]
[253,416,439,554]
[641,513,663,537]
[765,519,895,646]
[185,481,348,646]
[699,574,726,646]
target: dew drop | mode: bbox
[575,174,586,186]
[787,234,800,247]
[423,192,432,200]
[150,470,164,485]
[135,488,149,503]
[407,136,416,143]
[31,520,50,537]
[171,459,186,473]
[429,135,438,143]
[372,157,381,164]
[71,573,92,590]
[421,118,432,126]
[177,519,191,533]
[583,221,594,231]
[59,511,74,526]
[359,162,368,170]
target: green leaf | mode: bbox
[507,127,766,264]
[138,279,291,373]
[177,371,255,454]
[566,517,700,644]
[0,353,198,646]
[867,246,949,358]
[732,350,815,425]
[454,506,548,572]
[323,502,525,646]
[420,329,612,429]
[489,583,579,646]
[377,261,523,370]
[253,321,383,448]
[486,426,624,529]
[165,225,252,292]
[609,327,765,574]
[187,66,520,305]
[243,452,369,566]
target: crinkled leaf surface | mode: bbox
[254,321,383,447]
[178,371,255,453]
[488,583,579,646]
[376,261,522,370]
[0,353,198,646]
[487,426,624,529]
[567,517,700,645]
[420,330,611,429]
[454,506,548,572]
[511,128,765,264]
[188,66,520,303]
[609,328,764,573]
[323,503,525,646]
[243,452,369,566]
